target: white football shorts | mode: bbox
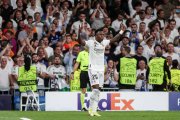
[88,69,104,88]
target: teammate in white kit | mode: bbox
[79,28,124,116]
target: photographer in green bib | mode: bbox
[18,54,38,93]
[147,45,171,91]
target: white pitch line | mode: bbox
[20,117,32,120]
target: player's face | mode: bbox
[96,31,105,42]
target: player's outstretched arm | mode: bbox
[78,25,88,46]
[110,25,125,44]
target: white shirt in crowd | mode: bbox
[36,46,54,58]
[85,38,110,71]
[45,46,54,58]
[142,44,155,62]
[170,29,179,41]
[111,19,126,32]
[47,65,68,89]
[60,10,72,25]
[10,0,17,9]
[33,62,47,87]
[0,65,11,91]
[26,5,43,19]
[11,65,20,89]
[163,52,180,63]
[135,69,146,90]
[71,20,90,36]
[32,21,44,40]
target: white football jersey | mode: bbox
[85,39,110,71]
[47,65,67,89]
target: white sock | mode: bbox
[92,89,100,112]
[89,89,96,110]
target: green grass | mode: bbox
[0,111,180,120]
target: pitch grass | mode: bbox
[0,111,180,120]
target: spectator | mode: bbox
[32,53,47,88]
[133,45,147,67]
[135,10,151,31]
[63,34,79,52]
[13,0,27,20]
[32,12,44,40]
[104,59,119,88]
[70,12,90,35]
[161,0,175,20]
[18,24,37,45]
[47,56,68,91]
[168,19,179,41]
[0,0,13,21]
[128,0,142,18]
[90,3,106,30]
[59,0,73,25]
[166,56,173,69]
[163,43,180,64]
[111,12,126,33]
[156,9,166,29]
[142,36,155,61]
[17,38,35,56]
[0,56,12,94]
[4,30,17,55]
[73,0,90,19]
[114,36,130,55]
[97,17,116,36]
[26,0,43,19]
[135,60,148,91]
[128,23,140,55]
[145,6,156,21]
[14,10,24,24]
[48,23,64,48]
[48,46,64,66]
[39,36,54,59]
[63,44,80,80]
[10,55,24,89]
[36,46,48,67]
[160,27,173,44]
[138,22,146,41]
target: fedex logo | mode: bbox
[77,93,134,111]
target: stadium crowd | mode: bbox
[0,0,180,95]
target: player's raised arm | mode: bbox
[110,23,126,44]
[78,19,89,46]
